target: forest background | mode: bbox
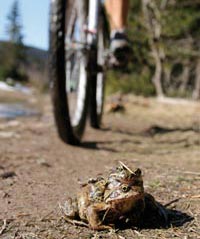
[108,0,200,99]
[0,0,200,99]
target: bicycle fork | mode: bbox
[86,0,113,72]
[87,0,100,45]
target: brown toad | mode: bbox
[61,162,167,230]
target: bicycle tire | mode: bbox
[90,7,109,128]
[49,0,89,145]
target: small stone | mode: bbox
[0,171,16,179]
[36,158,51,167]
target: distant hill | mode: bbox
[0,41,48,84]
[25,45,48,67]
[0,40,48,63]
[25,44,49,85]
[26,45,48,60]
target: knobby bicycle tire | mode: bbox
[49,0,89,145]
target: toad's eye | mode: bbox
[116,166,123,172]
[121,185,130,192]
[134,168,141,176]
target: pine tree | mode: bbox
[7,0,23,44]
[0,0,27,82]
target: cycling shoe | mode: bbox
[109,31,132,68]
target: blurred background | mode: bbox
[0,0,49,93]
[0,0,200,99]
[108,0,200,99]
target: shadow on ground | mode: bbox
[141,202,193,229]
[116,198,193,231]
[143,125,200,137]
[81,141,119,152]
[80,124,200,152]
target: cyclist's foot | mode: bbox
[109,30,132,68]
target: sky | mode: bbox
[0,0,49,50]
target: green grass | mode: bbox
[106,69,156,96]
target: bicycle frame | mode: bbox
[74,0,108,54]
[87,0,100,44]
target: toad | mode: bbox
[61,162,167,230]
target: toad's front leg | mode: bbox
[61,198,89,227]
[86,202,113,230]
[62,197,79,219]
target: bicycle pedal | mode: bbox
[96,64,103,72]
[87,64,103,74]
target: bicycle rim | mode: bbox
[90,14,107,128]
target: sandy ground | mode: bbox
[0,93,200,239]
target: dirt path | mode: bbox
[0,94,199,238]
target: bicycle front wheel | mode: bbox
[49,0,89,145]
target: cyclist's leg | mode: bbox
[105,0,131,67]
[105,0,129,31]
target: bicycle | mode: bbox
[49,0,109,145]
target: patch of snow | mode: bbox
[0,82,15,92]
[0,104,39,119]
[0,81,32,94]
[15,83,32,94]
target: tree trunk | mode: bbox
[179,62,190,94]
[192,59,200,100]
[163,65,171,87]
[151,45,164,97]
[142,0,164,97]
